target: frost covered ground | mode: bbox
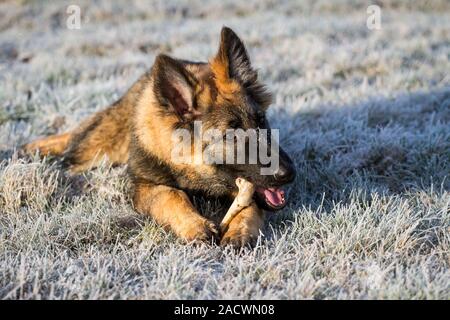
[0,0,449,299]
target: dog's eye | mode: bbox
[229,119,241,129]
[256,112,266,125]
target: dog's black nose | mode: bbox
[274,164,296,184]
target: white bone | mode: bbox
[220,177,255,233]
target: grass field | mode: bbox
[0,0,449,299]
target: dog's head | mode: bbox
[151,27,296,211]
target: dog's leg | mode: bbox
[22,132,72,157]
[220,202,265,247]
[62,104,131,173]
[133,183,218,242]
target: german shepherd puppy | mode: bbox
[23,27,296,247]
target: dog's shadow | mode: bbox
[268,87,450,225]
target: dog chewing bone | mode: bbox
[220,177,255,233]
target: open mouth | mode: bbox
[254,187,286,211]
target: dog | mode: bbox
[23,27,296,247]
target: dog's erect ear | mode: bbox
[213,26,257,87]
[211,27,272,108]
[153,54,200,121]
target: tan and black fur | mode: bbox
[23,27,296,247]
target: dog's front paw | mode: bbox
[220,202,264,248]
[220,226,258,248]
[180,217,219,243]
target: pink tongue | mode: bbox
[263,188,284,206]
